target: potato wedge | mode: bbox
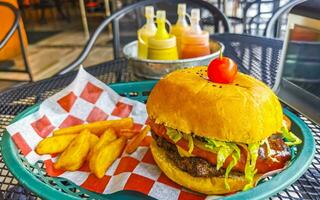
[88,128,117,160]
[89,133,99,148]
[118,129,140,139]
[54,129,92,171]
[36,134,77,155]
[125,125,150,154]
[53,118,133,136]
[90,136,126,178]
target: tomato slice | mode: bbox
[148,119,291,174]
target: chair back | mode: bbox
[241,0,283,35]
[0,1,32,81]
[0,1,28,59]
[264,0,305,38]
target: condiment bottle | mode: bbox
[137,6,157,59]
[148,10,178,60]
[170,3,190,57]
[180,9,210,59]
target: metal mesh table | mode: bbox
[0,33,319,199]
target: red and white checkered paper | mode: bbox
[6,67,214,200]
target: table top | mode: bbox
[0,33,319,200]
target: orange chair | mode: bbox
[0,1,33,81]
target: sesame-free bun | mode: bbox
[150,141,261,194]
[146,66,283,144]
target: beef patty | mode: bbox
[152,132,226,177]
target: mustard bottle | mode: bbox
[171,3,190,57]
[181,9,210,59]
[137,6,157,59]
[148,10,178,60]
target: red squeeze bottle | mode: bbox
[180,9,210,59]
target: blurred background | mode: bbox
[0,0,292,91]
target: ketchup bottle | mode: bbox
[180,9,210,59]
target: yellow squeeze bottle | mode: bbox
[148,10,178,60]
[137,6,157,59]
[170,4,190,57]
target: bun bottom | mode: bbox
[150,141,259,195]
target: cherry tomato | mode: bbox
[207,57,238,83]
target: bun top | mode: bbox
[146,66,283,144]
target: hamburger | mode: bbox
[146,66,301,194]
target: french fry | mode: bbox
[35,134,77,155]
[89,133,99,148]
[90,136,127,178]
[88,128,117,160]
[125,125,150,154]
[54,129,92,171]
[118,129,140,139]
[53,118,133,136]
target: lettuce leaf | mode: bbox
[204,137,235,170]
[204,137,230,153]
[224,144,241,190]
[217,145,234,170]
[204,137,261,191]
[263,139,279,163]
[167,131,270,191]
[166,128,182,143]
[243,143,260,191]
[204,137,241,190]
[281,127,302,146]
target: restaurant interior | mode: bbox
[0,0,319,199]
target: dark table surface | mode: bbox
[0,33,319,200]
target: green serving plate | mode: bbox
[1,80,315,200]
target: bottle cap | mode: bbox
[188,8,202,34]
[156,10,166,21]
[191,9,200,21]
[149,10,176,49]
[145,6,154,18]
[154,10,170,39]
[177,4,186,15]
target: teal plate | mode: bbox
[1,80,316,200]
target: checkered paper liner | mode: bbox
[6,67,217,200]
